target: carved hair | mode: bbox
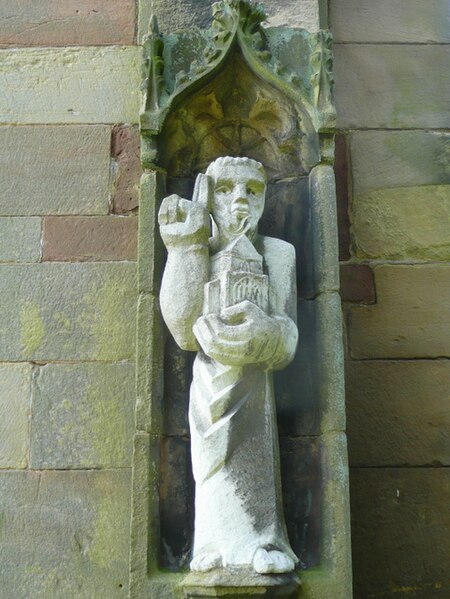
[205,156,267,182]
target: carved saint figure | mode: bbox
[159,157,298,574]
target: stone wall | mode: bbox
[331,1,450,597]
[1,1,448,598]
[0,3,141,597]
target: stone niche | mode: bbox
[131,1,352,597]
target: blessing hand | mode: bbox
[158,194,210,249]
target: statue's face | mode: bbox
[211,164,266,236]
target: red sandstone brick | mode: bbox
[43,216,138,262]
[340,264,375,304]
[111,126,141,214]
[0,0,136,47]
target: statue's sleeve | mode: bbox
[160,244,209,351]
[260,236,298,369]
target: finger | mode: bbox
[186,205,210,234]
[158,194,181,225]
[176,198,194,223]
[192,173,212,209]
[221,300,260,323]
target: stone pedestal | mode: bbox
[181,570,300,598]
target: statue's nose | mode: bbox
[232,184,249,204]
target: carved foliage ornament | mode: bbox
[141,0,335,135]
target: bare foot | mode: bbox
[253,547,295,574]
[190,552,223,572]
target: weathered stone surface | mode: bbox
[138,0,319,42]
[163,335,192,437]
[0,363,32,468]
[262,177,313,299]
[334,133,350,261]
[0,0,136,47]
[160,436,194,570]
[310,165,340,294]
[182,570,299,598]
[349,265,450,359]
[346,360,450,467]
[0,126,111,215]
[30,363,135,469]
[0,217,41,262]
[348,132,450,261]
[43,216,138,261]
[280,437,322,569]
[301,433,353,599]
[0,47,141,124]
[350,131,450,196]
[351,185,450,260]
[0,263,136,361]
[339,264,375,304]
[264,0,320,31]
[277,292,345,436]
[130,433,155,596]
[138,171,166,296]
[112,126,141,214]
[334,45,450,129]
[331,0,450,43]
[135,294,164,434]
[350,468,450,599]
[0,469,131,598]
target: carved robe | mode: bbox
[189,234,298,566]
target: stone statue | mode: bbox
[158,156,298,574]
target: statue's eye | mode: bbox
[247,187,256,195]
[215,185,231,194]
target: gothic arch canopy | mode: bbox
[141,0,335,176]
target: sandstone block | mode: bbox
[346,360,450,467]
[43,216,138,261]
[0,217,41,261]
[0,47,141,124]
[0,363,32,468]
[30,363,135,469]
[334,45,450,129]
[0,469,131,598]
[331,0,450,43]
[350,131,450,196]
[0,126,111,215]
[351,184,450,260]
[0,263,137,361]
[0,0,136,47]
[138,0,319,42]
[339,264,375,304]
[112,126,141,214]
[349,265,450,359]
[350,468,450,599]
[264,0,320,31]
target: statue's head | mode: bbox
[206,156,266,237]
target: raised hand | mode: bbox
[158,194,210,249]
